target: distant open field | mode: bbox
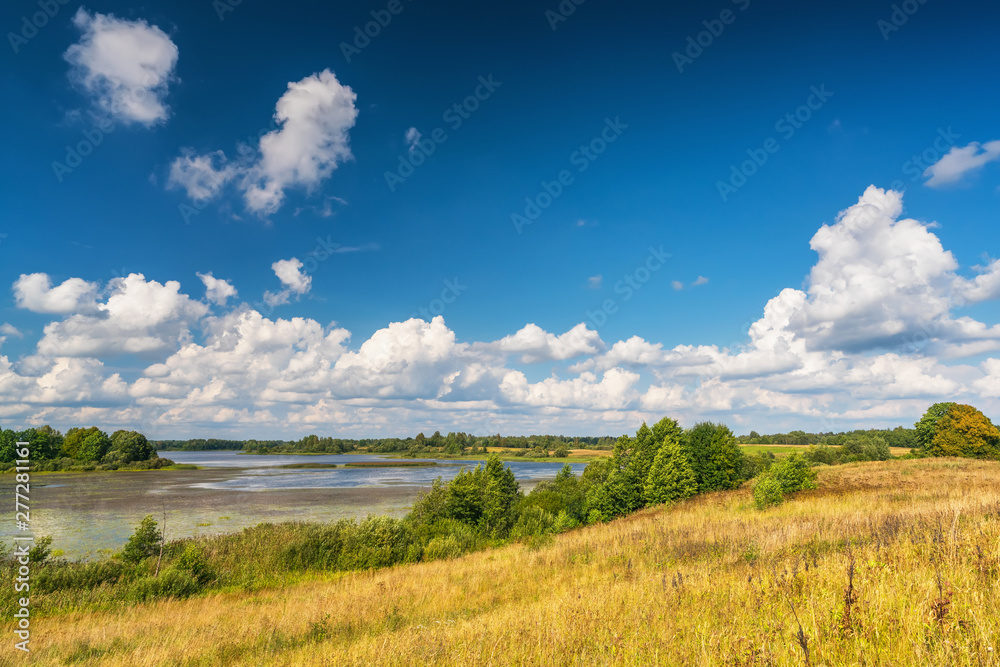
[739,443,912,457]
[484,447,612,460]
[17,457,1000,665]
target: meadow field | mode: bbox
[11,456,1000,666]
[737,444,913,458]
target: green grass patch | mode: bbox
[277,463,338,469]
[738,444,809,456]
[343,461,437,468]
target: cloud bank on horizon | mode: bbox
[6,186,1000,438]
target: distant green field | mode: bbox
[740,444,912,457]
[738,444,810,456]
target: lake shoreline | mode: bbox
[0,452,582,558]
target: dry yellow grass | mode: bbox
[567,448,612,458]
[8,457,1000,666]
[482,447,611,459]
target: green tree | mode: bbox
[681,422,745,493]
[120,515,162,563]
[643,439,697,505]
[769,453,818,493]
[926,404,1000,459]
[753,475,784,509]
[0,429,17,463]
[15,426,62,461]
[104,430,155,465]
[861,434,891,461]
[445,466,485,525]
[915,402,957,451]
[523,464,586,526]
[408,478,448,526]
[64,427,112,462]
[480,455,520,538]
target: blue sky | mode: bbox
[2,0,1000,439]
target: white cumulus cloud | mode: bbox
[196,272,238,306]
[169,70,358,217]
[488,323,603,364]
[36,273,208,357]
[64,8,179,126]
[13,274,99,314]
[264,258,311,307]
[168,151,235,202]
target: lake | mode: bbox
[0,452,585,559]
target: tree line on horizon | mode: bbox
[157,426,921,456]
[738,426,917,449]
[154,432,618,455]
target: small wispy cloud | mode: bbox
[405,127,421,153]
[329,242,379,254]
[0,324,24,338]
[587,275,602,289]
[692,275,709,286]
[293,196,348,218]
[671,280,684,291]
[924,140,1000,188]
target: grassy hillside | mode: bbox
[12,457,1000,665]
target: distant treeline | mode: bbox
[154,438,283,452]
[737,427,917,449]
[156,432,617,455]
[156,429,921,455]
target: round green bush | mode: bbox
[753,474,784,510]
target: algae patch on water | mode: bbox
[277,463,340,469]
[343,461,438,468]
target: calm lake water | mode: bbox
[167,451,585,491]
[0,452,584,560]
